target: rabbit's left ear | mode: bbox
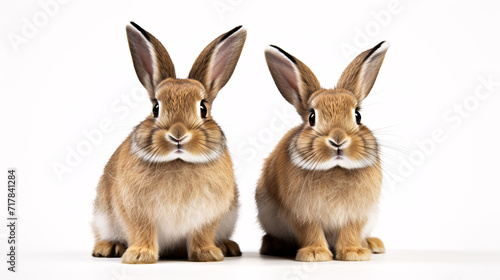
[189,26,247,102]
[126,22,176,99]
[264,45,321,117]
[337,41,389,102]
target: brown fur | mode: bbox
[92,23,246,264]
[188,218,224,262]
[257,42,389,262]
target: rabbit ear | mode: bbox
[188,26,246,102]
[264,45,321,116]
[337,41,389,102]
[126,22,176,99]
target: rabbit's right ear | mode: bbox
[265,46,321,117]
[126,22,176,99]
[337,41,389,102]
[188,26,247,103]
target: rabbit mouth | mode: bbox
[130,134,224,164]
[174,143,184,153]
[334,148,344,157]
[289,143,376,170]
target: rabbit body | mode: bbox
[91,23,246,263]
[256,42,390,261]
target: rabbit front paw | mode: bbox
[296,246,333,262]
[189,246,224,262]
[121,246,158,264]
[336,247,371,261]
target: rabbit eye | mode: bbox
[153,99,159,118]
[355,107,361,125]
[308,109,315,127]
[200,100,207,118]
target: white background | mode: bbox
[1,0,500,279]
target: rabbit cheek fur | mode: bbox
[92,23,246,264]
[257,42,389,262]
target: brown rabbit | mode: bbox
[256,42,389,262]
[91,22,246,264]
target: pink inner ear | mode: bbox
[272,54,299,94]
[209,35,239,86]
[131,32,154,81]
[210,50,229,85]
[209,32,241,85]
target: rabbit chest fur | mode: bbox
[256,128,382,242]
[93,138,238,253]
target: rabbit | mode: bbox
[91,22,246,264]
[255,41,389,262]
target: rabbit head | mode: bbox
[126,22,246,163]
[264,42,389,170]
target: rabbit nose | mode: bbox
[330,129,347,147]
[167,133,190,144]
[168,123,190,142]
[329,140,341,148]
[328,138,349,149]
